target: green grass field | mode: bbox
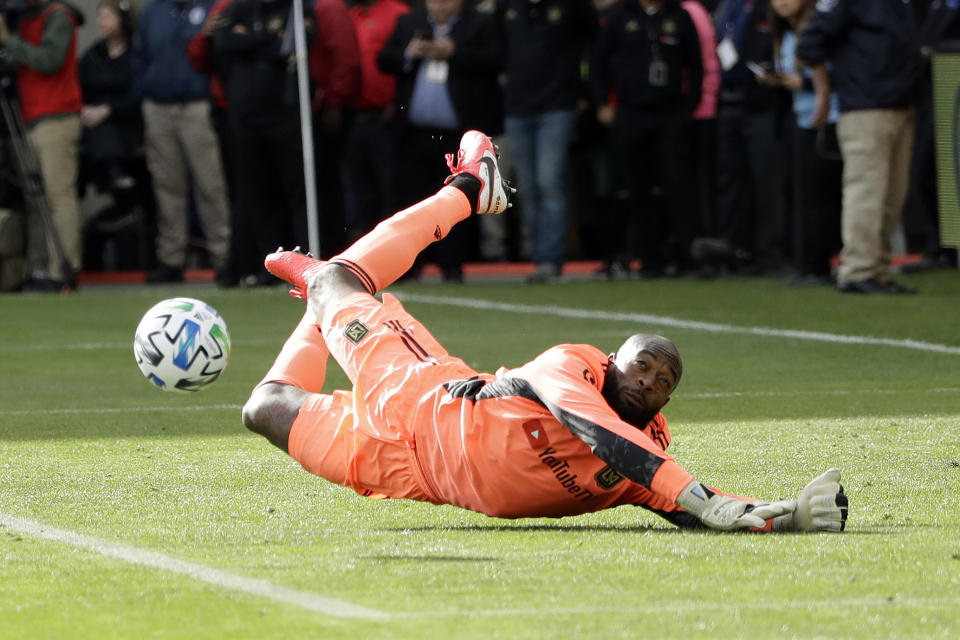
[2,271,960,639]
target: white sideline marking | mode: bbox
[402,595,960,618]
[0,513,390,621]
[6,389,960,418]
[397,293,960,356]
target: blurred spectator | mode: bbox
[906,0,960,271]
[768,0,840,285]
[131,0,231,284]
[343,0,410,243]
[496,0,596,283]
[186,0,242,285]
[378,0,503,282]
[592,0,702,278]
[682,0,720,239]
[78,0,155,271]
[0,0,84,291]
[309,0,362,258]
[713,0,786,276]
[211,0,314,285]
[798,0,921,294]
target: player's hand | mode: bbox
[788,468,848,532]
[677,480,796,531]
[700,495,795,531]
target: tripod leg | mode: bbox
[0,92,77,286]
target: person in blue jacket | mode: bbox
[131,0,231,285]
[796,0,920,295]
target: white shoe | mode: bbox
[444,130,513,214]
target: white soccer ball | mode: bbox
[133,297,231,392]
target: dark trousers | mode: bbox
[791,123,842,277]
[232,119,306,276]
[716,105,785,271]
[610,110,698,272]
[342,110,395,243]
[313,117,349,258]
[391,125,473,280]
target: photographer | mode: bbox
[0,0,84,291]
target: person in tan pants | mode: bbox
[131,0,230,284]
[0,0,84,291]
[797,0,920,295]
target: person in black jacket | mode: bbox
[711,0,787,278]
[78,1,141,192]
[592,0,702,277]
[211,0,315,285]
[78,0,154,270]
[377,0,503,282]
[497,0,597,283]
[797,0,921,294]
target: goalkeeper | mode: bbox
[243,131,848,533]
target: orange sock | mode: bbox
[258,308,329,392]
[330,185,471,293]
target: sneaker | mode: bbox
[444,130,512,215]
[23,275,76,293]
[836,277,891,294]
[145,264,184,284]
[264,247,326,299]
[525,263,560,284]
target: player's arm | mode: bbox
[510,347,796,532]
[634,472,848,533]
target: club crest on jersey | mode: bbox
[595,465,625,490]
[344,320,370,344]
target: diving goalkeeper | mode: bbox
[243,131,848,532]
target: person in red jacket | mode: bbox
[243,130,849,533]
[343,0,410,241]
[0,0,84,291]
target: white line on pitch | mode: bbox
[0,513,390,621]
[397,293,960,356]
[5,388,960,418]
[0,404,243,416]
[398,594,960,618]
[0,339,282,353]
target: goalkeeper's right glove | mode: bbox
[771,468,848,532]
[676,480,796,531]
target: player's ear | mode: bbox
[607,352,616,363]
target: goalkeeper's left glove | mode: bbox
[676,480,796,531]
[771,468,848,532]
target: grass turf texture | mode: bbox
[2,271,959,639]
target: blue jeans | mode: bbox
[505,110,576,269]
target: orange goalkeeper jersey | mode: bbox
[410,343,695,518]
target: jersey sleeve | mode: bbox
[505,344,695,503]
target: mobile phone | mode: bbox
[745,61,769,77]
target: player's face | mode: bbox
[602,347,677,428]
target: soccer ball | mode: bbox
[133,297,231,392]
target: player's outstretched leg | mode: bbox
[265,130,512,296]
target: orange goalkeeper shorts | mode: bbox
[287,292,477,502]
